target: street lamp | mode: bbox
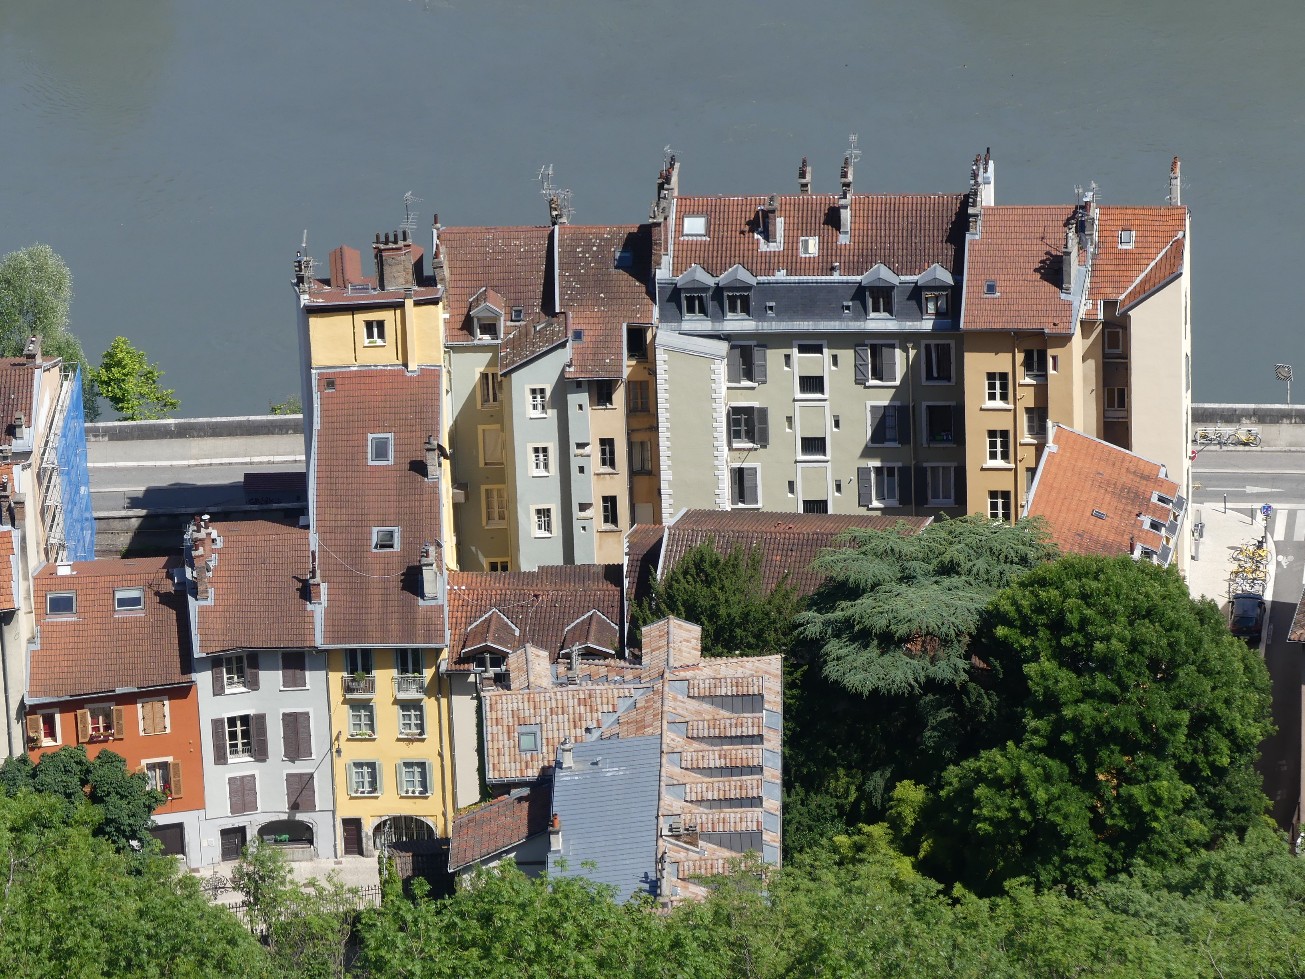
[1276,364,1293,405]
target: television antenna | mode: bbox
[537,164,573,224]
[845,133,862,167]
[401,191,423,238]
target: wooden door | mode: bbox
[342,818,363,857]
[150,823,185,857]
[220,826,247,862]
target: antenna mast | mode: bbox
[401,191,423,239]
[537,164,573,225]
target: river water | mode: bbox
[1,0,1302,415]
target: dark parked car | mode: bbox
[1229,592,1266,647]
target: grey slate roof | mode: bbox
[548,736,662,901]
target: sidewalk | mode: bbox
[1186,502,1274,642]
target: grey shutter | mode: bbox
[376,763,384,796]
[897,404,911,446]
[743,467,759,506]
[899,465,913,505]
[281,713,299,761]
[729,468,741,505]
[726,346,742,384]
[880,345,898,383]
[857,466,874,506]
[252,714,269,762]
[753,346,768,384]
[955,465,968,512]
[287,773,315,812]
[245,775,259,814]
[281,650,306,688]
[212,659,224,697]
[854,345,870,385]
[211,717,228,765]
[246,653,260,691]
[396,762,404,797]
[228,776,242,814]
[869,405,886,445]
[297,713,312,759]
[914,464,928,507]
[754,408,769,447]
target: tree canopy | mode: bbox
[90,335,180,420]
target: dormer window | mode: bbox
[368,433,393,465]
[683,293,707,317]
[46,592,75,616]
[868,288,894,315]
[682,215,709,237]
[477,318,500,340]
[924,292,950,316]
[726,293,751,317]
[363,320,386,346]
[371,527,400,551]
[114,587,144,613]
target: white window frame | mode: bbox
[922,402,956,446]
[1104,327,1125,357]
[487,558,511,573]
[363,320,386,347]
[87,702,115,739]
[476,317,501,340]
[223,654,249,692]
[597,437,618,472]
[628,380,651,414]
[728,343,759,387]
[867,342,899,385]
[482,485,508,529]
[1105,387,1128,413]
[349,760,380,797]
[1023,407,1048,443]
[922,341,953,384]
[225,714,254,762]
[143,757,173,795]
[630,439,653,475]
[478,425,505,467]
[138,698,170,736]
[988,490,1013,522]
[528,386,549,417]
[398,703,426,739]
[682,215,709,237]
[368,433,393,466]
[793,341,828,401]
[348,704,375,739]
[532,506,554,539]
[729,464,761,508]
[113,587,145,613]
[923,291,950,317]
[986,429,1012,466]
[728,404,761,448]
[478,371,501,408]
[529,443,553,477]
[36,711,59,746]
[371,527,400,551]
[925,464,956,507]
[399,760,431,797]
[1022,348,1048,382]
[867,402,905,448]
[985,371,1011,406]
[46,592,76,617]
[600,495,620,530]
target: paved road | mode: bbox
[89,461,305,513]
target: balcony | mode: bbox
[343,675,375,698]
[394,675,427,699]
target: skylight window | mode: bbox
[372,527,400,551]
[368,434,393,465]
[1091,509,1108,520]
[682,215,708,237]
[799,237,819,257]
[1118,229,1136,248]
[114,587,144,612]
[47,592,76,616]
[984,280,998,296]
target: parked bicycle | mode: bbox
[1193,427,1262,447]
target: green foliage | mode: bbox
[633,539,801,657]
[269,394,302,415]
[90,335,180,420]
[798,515,1056,696]
[924,556,1274,893]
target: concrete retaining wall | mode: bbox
[1192,404,1305,447]
[86,415,303,442]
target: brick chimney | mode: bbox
[763,195,779,244]
[798,157,812,194]
[650,154,679,221]
[420,544,441,601]
[13,414,25,441]
[10,492,23,528]
[424,436,442,481]
[374,231,416,291]
[23,336,40,363]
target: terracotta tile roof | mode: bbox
[29,557,189,701]
[561,610,619,655]
[624,523,664,607]
[311,367,446,647]
[1025,425,1180,560]
[669,194,967,277]
[0,526,17,612]
[1089,207,1187,302]
[437,226,552,343]
[446,565,622,672]
[558,224,653,380]
[500,317,567,374]
[192,518,314,654]
[649,509,929,597]
[961,206,1077,334]
[303,243,441,308]
[464,609,520,654]
[0,360,36,445]
[1117,231,1186,313]
[449,784,553,872]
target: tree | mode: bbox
[923,556,1274,893]
[269,393,302,415]
[633,539,801,657]
[90,335,179,420]
[796,515,1056,697]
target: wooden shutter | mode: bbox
[245,775,258,813]
[112,706,126,740]
[141,701,157,736]
[743,467,759,506]
[857,466,874,507]
[212,659,225,696]
[868,405,886,445]
[880,344,898,383]
[211,718,228,765]
[899,465,914,505]
[281,713,299,761]
[297,714,312,759]
[169,761,183,799]
[281,650,306,688]
[754,408,769,447]
[246,653,260,691]
[854,345,870,385]
[25,715,41,744]
[914,464,928,507]
[753,346,768,383]
[228,776,242,814]
[75,709,91,744]
[252,714,269,762]
[726,346,742,384]
[729,468,741,506]
[955,465,968,512]
[286,773,315,812]
[896,404,911,446]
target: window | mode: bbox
[511,306,524,322]
[348,705,375,738]
[113,587,144,612]
[479,426,504,466]
[1118,228,1136,248]
[46,592,75,616]
[399,760,430,796]
[281,711,312,761]
[682,215,708,237]
[594,380,615,408]
[923,342,953,383]
[868,287,894,315]
[368,433,393,465]
[923,291,949,316]
[799,236,819,257]
[856,343,897,385]
[924,404,955,444]
[529,386,548,416]
[223,654,249,692]
[797,374,826,397]
[802,499,829,514]
[799,436,827,458]
[927,465,956,506]
[476,317,500,340]
[726,293,751,317]
[1024,407,1048,442]
[1022,348,1047,381]
[226,715,254,761]
[631,439,653,474]
[228,773,257,814]
[87,704,114,739]
[986,429,1012,464]
[398,704,426,738]
[1106,387,1128,413]
[683,293,707,317]
[144,760,173,795]
[627,325,648,359]
[984,280,998,296]
[985,372,1010,404]
[478,371,501,407]
[530,444,552,477]
[629,380,651,413]
[37,712,58,746]
[988,490,1013,522]
[393,648,423,676]
[371,527,400,551]
[488,559,511,573]
[727,344,765,385]
[601,495,619,529]
[1025,467,1038,494]
[482,486,508,528]
[727,406,768,447]
[598,438,617,471]
[345,648,374,676]
[867,403,908,446]
[730,465,760,507]
[363,320,386,346]
[350,761,380,797]
[1105,327,1125,357]
[518,726,540,753]
[140,699,169,736]
[533,506,554,538]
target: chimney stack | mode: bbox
[838,156,853,243]
[798,157,812,194]
[1168,156,1182,206]
[980,147,995,206]
[1062,223,1078,294]
[420,544,441,601]
[13,414,25,441]
[549,813,563,853]
[374,232,416,291]
[0,476,11,527]
[650,154,679,222]
[559,737,574,770]
[10,492,23,529]
[23,336,40,363]
[967,153,983,234]
[424,435,441,480]
[764,195,778,244]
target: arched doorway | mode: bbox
[258,819,315,860]
[372,815,435,850]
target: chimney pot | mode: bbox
[549,812,563,852]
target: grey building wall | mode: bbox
[194,649,336,866]
[657,337,727,519]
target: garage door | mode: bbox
[151,823,186,857]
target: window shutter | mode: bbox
[754,408,769,447]
[281,713,299,761]
[880,345,898,383]
[287,773,315,811]
[730,469,741,506]
[25,715,41,744]
[869,405,886,445]
[245,776,258,813]
[899,465,914,505]
[857,466,874,507]
[753,346,768,384]
[246,653,260,691]
[726,346,742,384]
[228,776,242,814]
[211,718,228,765]
[396,762,404,796]
[854,345,870,385]
[282,650,306,688]
[212,659,225,696]
[169,761,183,799]
[955,465,968,512]
[743,467,759,506]
[112,706,126,740]
[75,709,91,744]
[142,701,157,736]
[376,764,384,797]
[252,714,269,762]
[914,464,929,507]
[896,404,911,446]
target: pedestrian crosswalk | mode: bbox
[1270,507,1305,542]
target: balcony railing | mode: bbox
[799,437,828,458]
[796,375,826,397]
[393,675,426,698]
[343,675,375,698]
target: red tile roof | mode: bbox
[311,366,446,647]
[669,194,967,277]
[0,359,36,445]
[1118,230,1186,313]
[1089,207,1187,303]
[0,525,16,612]
[961,206,1077,334]
[1025,425,1180,559]
[30,557,189,701]
[303,243,441,309]
[561,610,619,654]
[449,784,553,871]
[192,518,314,653]
[438,226,552,344]
[558,224,653,379]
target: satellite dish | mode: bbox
[1276,364,1293,381]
